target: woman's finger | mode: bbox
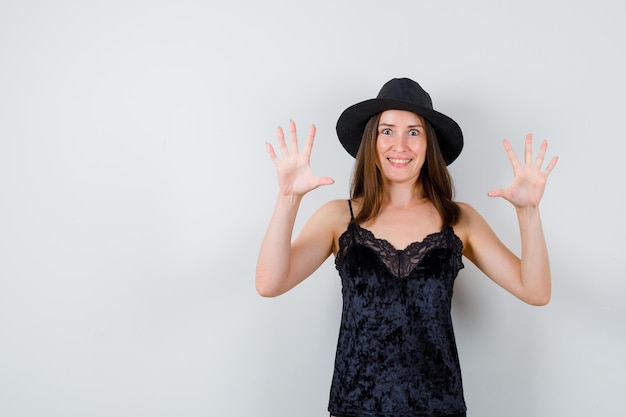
[524,133,533,165]
[276,125,289,157]
[302,124,316,157]
[503,139,522,171]
[487,188,505,198]
[534,139,548,168]
[265,142,279,163]
[543,156,559,176]
[289,120,299,154]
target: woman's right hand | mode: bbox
[265,120,334,196]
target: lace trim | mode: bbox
[335,223,464,279]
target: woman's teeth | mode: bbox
[389,158,410,165]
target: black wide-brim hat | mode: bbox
[336,78,463,165]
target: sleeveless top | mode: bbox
[328,200,467,417]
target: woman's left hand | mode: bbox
[488,134,558,208]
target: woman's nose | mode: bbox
[394,136,407,151]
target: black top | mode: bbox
[328,201,466,417]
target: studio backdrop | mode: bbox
[0,1,624,416]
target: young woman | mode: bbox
[256,78,558,417]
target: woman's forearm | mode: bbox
[516,205,551,305]
[255,194,303,297]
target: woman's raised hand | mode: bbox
[488,134,558,208]
[265,120,334,196]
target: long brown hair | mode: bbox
[350,113,460,227]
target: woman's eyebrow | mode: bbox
[378,123,423,128]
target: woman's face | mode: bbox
[375,109,427,184]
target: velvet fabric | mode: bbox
[328,207,466,417]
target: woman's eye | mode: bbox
[409,129,420,136]
[381,128,392,135]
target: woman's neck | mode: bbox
[382,181,426,208]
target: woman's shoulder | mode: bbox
[455,201,478,217]
[452,201,485,243]
[454,201,489,225]
[309,199,354,255]
[314,198,353,222]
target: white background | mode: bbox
[1,0,625,416]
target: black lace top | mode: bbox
[328,201,466,417]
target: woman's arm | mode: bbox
[462,134,558,305]
[255,121,335,297]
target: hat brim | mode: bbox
[336,98,463,165]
